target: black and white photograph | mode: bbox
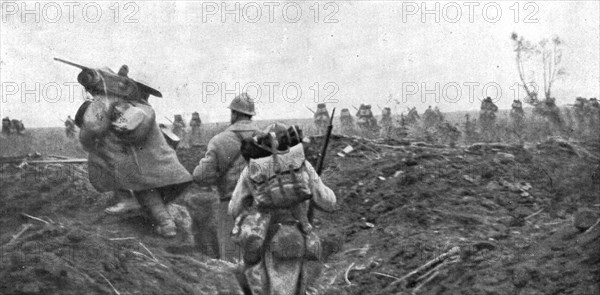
[1,1,599,294]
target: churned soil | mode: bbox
[1,135,599,294]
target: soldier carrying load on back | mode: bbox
[406,107,420,126]
[11,119,25,135]
[479,97,498,142]
[314,103,330,135]
[422,106,436,128]
[189,111,203,147]
[65,115,76,138]
[509,100,525,141]
[2,117,11,136]
[573,97,588,135]
[172,114,186,138]
[58,58,195,238]
[356,104,379,134]
[380,107,393,137]
[339,108,354,134]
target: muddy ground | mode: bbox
[1,135,599,294]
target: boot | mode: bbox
[137,189,177,238]
[105,190,141,215]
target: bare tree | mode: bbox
[510,32,566,104]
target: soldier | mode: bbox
[11,119,25,135]
[72,63,193,238]
[573,97,588,135]
[479,97,498,142]
[395,113,409,138]
[380,107,393,137]
[509,100,525,142]
[406,107,420,125]
[172,114,190,149]
[2,117,11,135]
[65,115,76,138]
[230,123,336,295]
[356,104,379,134]
[193,93,260,263]
[172,114,186,138]
[189,112,202,147]
[438,121,461,147]
[463,114,477,143]
[313,103,330,135]
[433,106,445,126]
[422,106,436,128]
[339,108,354,134]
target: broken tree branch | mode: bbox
[139,242,158,262]
[584,218,600,234]
[372,272,401,280]
[97,272,121,295]
[21,213,50,225]
[6,223,33,246]
[344,262,355,286]
[525,208,544,220]
[391,246,460,287]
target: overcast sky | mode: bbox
[1,1,598,127]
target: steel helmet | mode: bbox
[228,93,256,116]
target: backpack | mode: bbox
[231,143,322,263]
[247,143,312,209]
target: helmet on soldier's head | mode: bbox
[317,103,326,108]
[174,114,183,121]
[229,93,256,116]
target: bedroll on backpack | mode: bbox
[248,144,313,210]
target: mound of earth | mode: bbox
[304,135,600,294]
[1,136,599,295]
[0,157,243,295]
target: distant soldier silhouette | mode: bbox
[11,119,25,135]
[479,97,498,142]
[172,114,189,149]
[509,100,525,142]
[573,97,588,135]
[533,97,563,135]
[406,107,420,125]
[189,112,202,147]
[356,104,379,134]
[339,108,354,134]
[463,114,477,143]
[2,117,11,135]
[433,106,444,125]
[422,106,436,128]
[65,115,76,138]
[313,103,330,135]
[438,121,461,147]
[396,113,409,138]
[380,107,393,137]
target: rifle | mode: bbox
[352,105,359,111]
[305,106,316,114]
[309,108,336,223]
[164,116,174,124]
[377,105,384,111]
